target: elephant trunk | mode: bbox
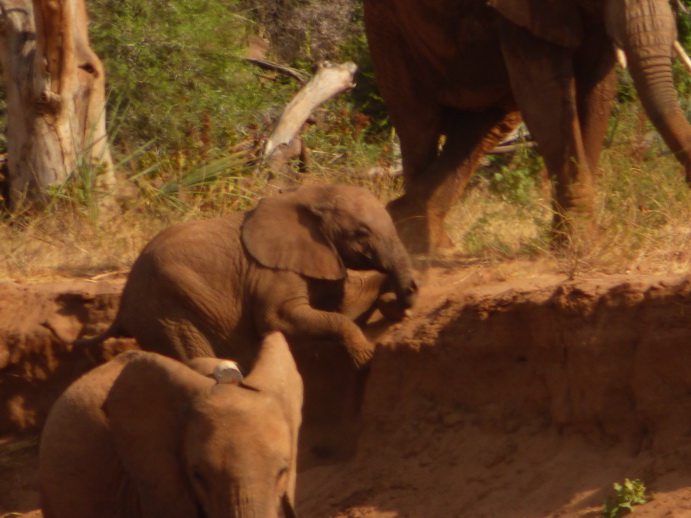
[215,490,277,518]
[607,0,691,180]
[377,237,418,312]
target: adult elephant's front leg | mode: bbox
[364,0,442,254]
[500,21,595,247]
[573,20,618,173]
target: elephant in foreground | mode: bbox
[365,0,691,252]
[39,332,302,518]
[76,184,418,367]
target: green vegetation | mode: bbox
[603,478,652,517]
[89,0,264,155]
[2,3,691,278]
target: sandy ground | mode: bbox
[4,263,691,517]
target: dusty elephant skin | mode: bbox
[39,332,302,518]
[364,0,691,253]
[75,184,418,368]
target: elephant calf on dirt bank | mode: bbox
[75,183,418,367]
[39,332,303,518]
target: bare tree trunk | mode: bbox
[0,0,113,208]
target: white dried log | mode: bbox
[245,57,308,83]
[264,61,357,160]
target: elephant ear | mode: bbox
[102,352,213,518]
[244,332,303,504]
[241,189,346,280]
[244,332,303,413]
[489,0,582,48]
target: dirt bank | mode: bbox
[298,270,691,517]
[3,268,691,516]
[0,277,134,435]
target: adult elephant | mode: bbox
[39,332,303,518]
[364,0,691,253]
[76,183,418,368]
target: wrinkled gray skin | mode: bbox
[365,0,691,253]
[76,184,418,367]
[40,332,303,518]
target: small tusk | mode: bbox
[674,40,691,75]
[213,360,243,384]
[615,47,627,69]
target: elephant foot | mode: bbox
[347,342,374,367]
[386,196,453,255]
[550,206,597,254]
[376,292,409,321]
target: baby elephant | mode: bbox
[39,332,303,518]
[76,183,418,367]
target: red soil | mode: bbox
[4,267,691,516]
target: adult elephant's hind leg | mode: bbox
[394,107,522,254]
[500,22,595,248]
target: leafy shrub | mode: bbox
[88,0,296,160]
[603,478,651,518]
[239,0,360,64]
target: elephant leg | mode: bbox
[394,108,522,254]
[364,0,443,253]
[499,21,594,246]
[573,21,618,173]
[133,317,217,362]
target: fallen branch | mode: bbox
[491,141,538,154]
[263,61,357,160]
[244,57,308,83]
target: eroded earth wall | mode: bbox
[298,273,691,517]
[0,279,135,434]
[4,272,691,516]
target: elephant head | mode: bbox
[103,332,302,518]
[40,332,303,518]
[241,184,418,313]
[492,0,691,180]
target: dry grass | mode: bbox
[0,160,403,281]
[442,105,691,279]
[2,104,691,282]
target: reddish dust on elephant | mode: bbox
[5,265,691,516]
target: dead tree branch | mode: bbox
[244,57,308,83]
[263,61,357,161]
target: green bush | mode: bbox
[603,478,651,517]
[88,0,297,160]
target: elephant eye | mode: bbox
[354,225,371,239]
